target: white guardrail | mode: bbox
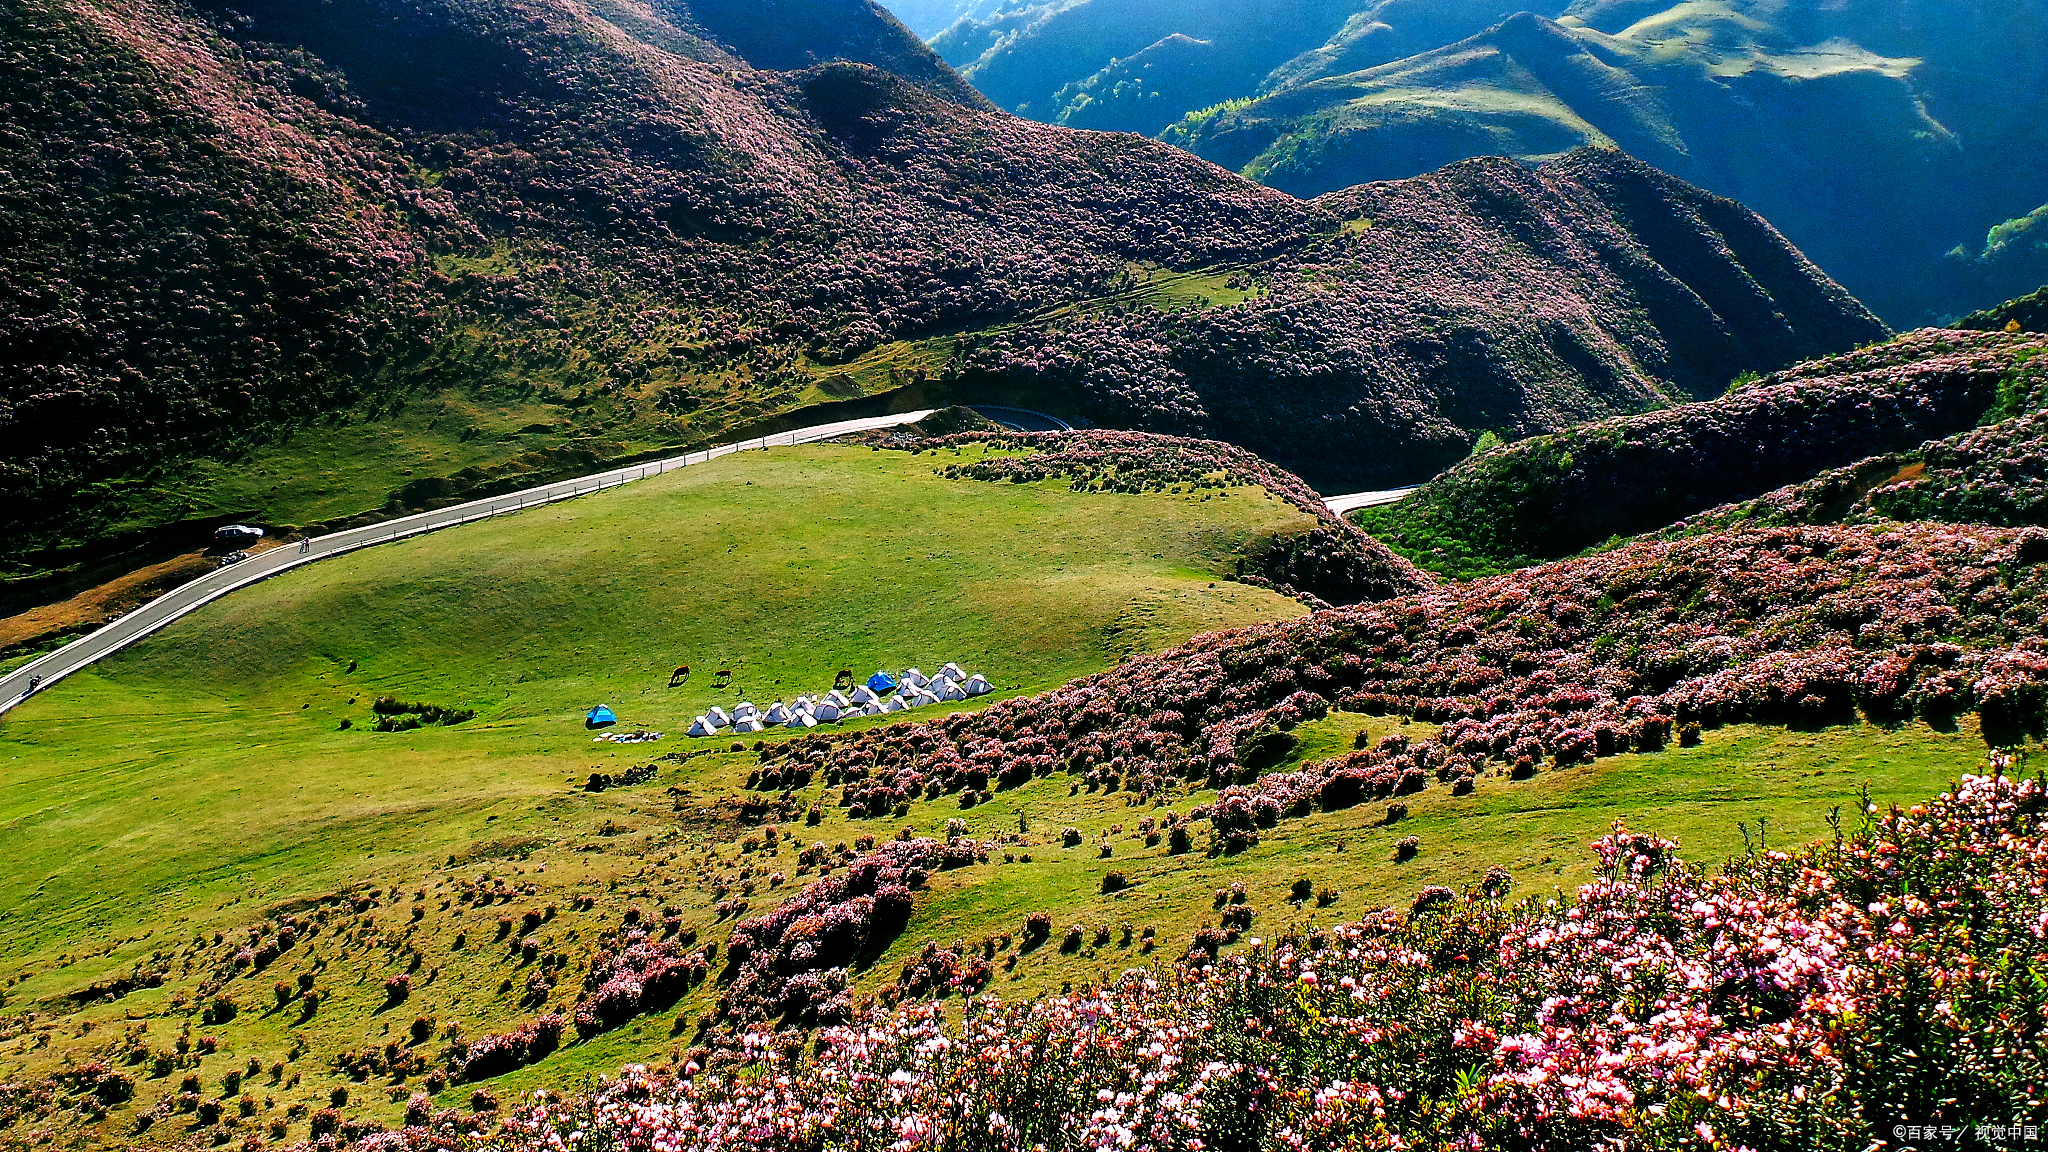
[0,411,936,715]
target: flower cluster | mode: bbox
[713,838,961,1035]
[374,772,2048,1152]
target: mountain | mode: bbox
[884,0,1021,38]
[932,0,2048,325]
[1,0,1878,583]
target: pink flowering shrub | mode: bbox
[454,1015,565,1084]
[364,772,2047,1152]
[713,839,958,1034]
[770,523,2048,828]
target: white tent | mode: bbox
[732,701,759,721]
[785,712,819,730]
[688,715,718,737]
[850,684,880,705]
[732,716,767,734]
[882,696,910,713]
[963,674,994,697]
[908,687,941,708]
[764,701,792,724]
[707,706,731,728]
[934,679,967,702]
[858,701,886,717]
[814,701,844,722]
[824,689,851,709]
[900,668,929,689]
[940,662,966,681]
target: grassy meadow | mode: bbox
[0,442,2003,1145]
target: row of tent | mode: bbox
[688,664,993,737]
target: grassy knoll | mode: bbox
[0,443,2006,1146]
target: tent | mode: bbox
[732,716,767,734]
[687,715,718,737]
[764,702,792,724]
[901,667,929,689]
[859,701,886,717]
[882,696,909,712]
[851,684,880,705]
[940,662,966,681]
[785,713,819,730]
[908,687,941,707]
[934,680,967,702]
[814,701,844,722]
[586,705,618,727]
[963,674,994,697]
[707,706,731,728]
[866,670,897,693]
[824,689,851,709]
[732,702,759,720]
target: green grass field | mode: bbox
[0,442,2003,1146]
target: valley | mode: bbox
[0,0,2044,1147]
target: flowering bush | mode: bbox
[393,772,2048,1152]
[770,522,2048,831]
[712,839,956,1035]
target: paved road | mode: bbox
[968,405,1072,432]
[1324,486,1420,516]
[0,410,935,716]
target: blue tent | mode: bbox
[866,670,898,693]
[586,705,617,727]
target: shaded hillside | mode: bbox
[0,0,1309,570]
[1352,330,2047,577]
[947,149,1886,490]
[1,0,1878,578]
[1168,0,2048,324]
[1958,283,2048,335]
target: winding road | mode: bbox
[0,411,1421,716]
[0,411,936,716]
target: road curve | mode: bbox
[0,410,936,716]
[1324,486,1419,516]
